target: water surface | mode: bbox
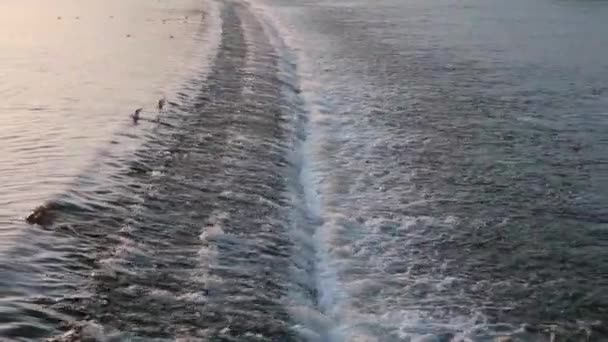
[0,0,607,340]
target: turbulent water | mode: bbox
[0,0,607,341]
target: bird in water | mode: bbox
[132,108,143,123]
[156,97,166,122]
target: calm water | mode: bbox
[0,0,607,341]
[0,0,210,237]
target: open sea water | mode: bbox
[0,0,606,341]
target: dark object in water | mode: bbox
[131,107,143,124]
[156,97,166,122]
[26,202,59,226]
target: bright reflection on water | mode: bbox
[0,0,205,242]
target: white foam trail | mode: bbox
[241,2,345,340]
[196,209,229,290]
[240,1,502,341]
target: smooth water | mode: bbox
[0,0,606,341]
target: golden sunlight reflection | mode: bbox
[0,0,208,234]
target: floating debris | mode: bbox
[46,321,106,342]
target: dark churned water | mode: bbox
[0,0,607,341]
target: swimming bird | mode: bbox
[156,98,166,122]
[132,108,143,123]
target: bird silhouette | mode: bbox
[156,98,167,122]
[132,108,143,123]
